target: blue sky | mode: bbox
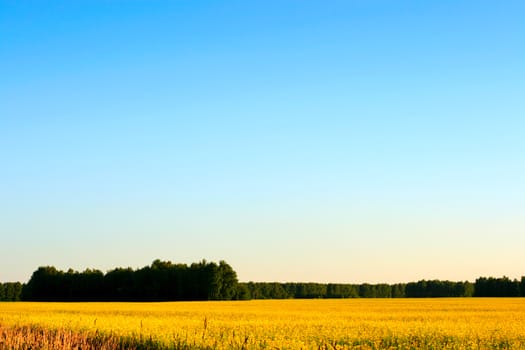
[1,1,524,283]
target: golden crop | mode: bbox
[1,298,525,349]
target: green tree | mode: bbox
[218,260,238,300]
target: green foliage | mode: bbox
[405,280,474,297]
[3,263,523,302]
[22,259,239,302]
[241,277,525,299]
[0,282,23,301]
[474,276,521,297]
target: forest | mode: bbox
[21,259,238,301]
[1,260,524,301]
[0,282,23,301]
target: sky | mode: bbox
[1,0,524,284]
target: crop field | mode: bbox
[1,298,525,349]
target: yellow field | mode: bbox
[1,298,525,349]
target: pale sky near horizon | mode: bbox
[1,1,524,283]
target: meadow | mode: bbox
[1,298,525,349]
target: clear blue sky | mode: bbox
[1,1,524,283]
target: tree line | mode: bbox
[22,259,239,301]
[240,280,474,299]
[242,277,525,299]
[1,260,524,301]
[473,276,525,297]
[0,282,23,301]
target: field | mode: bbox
[1,299,525,349]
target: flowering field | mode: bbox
[1,298,525,349]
